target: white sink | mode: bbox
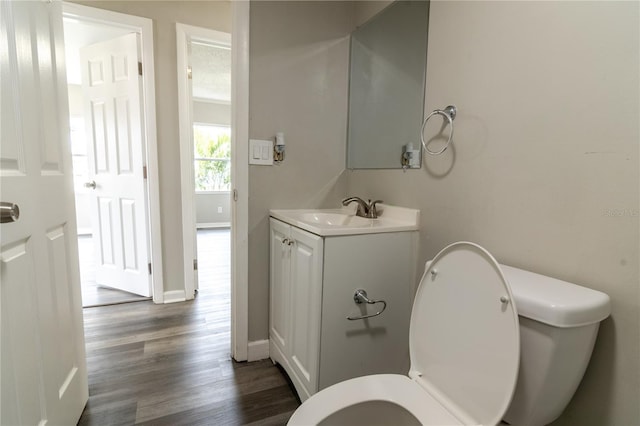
[270,204,419,236]
[297,212,371,227]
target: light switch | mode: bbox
[249,139,273,165]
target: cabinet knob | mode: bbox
[282,238,294,246]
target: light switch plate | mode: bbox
[249,139,273,165]
[408,149,420,168]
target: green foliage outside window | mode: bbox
[194,125,231,192]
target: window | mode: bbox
[194,123,231,192]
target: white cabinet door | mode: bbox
[0,1,88,424]
[80,33,150,296]
[269,219,290,352]
[289,226,323,395]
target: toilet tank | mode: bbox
[500,265,611,426]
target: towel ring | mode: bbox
[420,105,457,156]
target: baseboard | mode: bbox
[163,290,186,304]
[196,222,230,229]
[247,339,270,362]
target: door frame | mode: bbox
[176,2,249,361]
[62,2,164,303]
[176,22,230,300]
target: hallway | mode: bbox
[78,229,300,424]
[79,229,231,306]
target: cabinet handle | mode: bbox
[282,238,294,246]
[347,289,387,320]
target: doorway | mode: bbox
[177,14,250,361]
[176,25,232,296]
[177,27,233,309]
[62,2,164,306]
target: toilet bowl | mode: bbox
[289,241,522,425]
[288,241,611,426]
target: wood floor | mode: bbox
[78,235,150,307]
[78,229,300,425]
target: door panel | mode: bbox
[1,239,44,426]
[1,1,88,424]
[80,32,150,296]
[269,219,290,351]
[289,227,323,393]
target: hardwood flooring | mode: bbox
[78,235,150,307]
[78,229,300,425]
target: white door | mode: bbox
[0,1,88,424]
[80,33,151,296]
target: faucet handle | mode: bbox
[368,200,383,218]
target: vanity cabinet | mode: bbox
[269,218,324,395]
[269,217,418,402]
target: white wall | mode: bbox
[347,2,639,424]
[193,100,230,126]
[72,0,231,292]
[248,1,353,341]
[67,84,92,234]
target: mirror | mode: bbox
[347,1,430,169]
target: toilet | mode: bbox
[288,242,611,426]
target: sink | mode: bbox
[297,212,371,227]
[270,204,419,236]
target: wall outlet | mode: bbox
[217,206,223,213]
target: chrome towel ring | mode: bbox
[420,105,457,156]
[347,289,387,321]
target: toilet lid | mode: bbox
[409,242,520,425]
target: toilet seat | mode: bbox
[288,374,462,425]
[288,242,520,426]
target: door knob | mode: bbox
[84,180,97,189]
[0,202,20,223]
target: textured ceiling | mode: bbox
[191,42,231,102]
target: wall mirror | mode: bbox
[347,1,429,169]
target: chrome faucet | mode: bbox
[341,197,384,219]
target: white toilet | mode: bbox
[288,242,610,426]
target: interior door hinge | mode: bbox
[143,165,147,179]
[193,259,198,270]
[138,61,143,76]
[187,65,192,80]
[148,262,152,275]
[233,189,238,201]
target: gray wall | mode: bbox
[195,192,230,225]
[72,1,231,292]
[248,1,353,341]
[353,1,391,28]
[347,2,639,424]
